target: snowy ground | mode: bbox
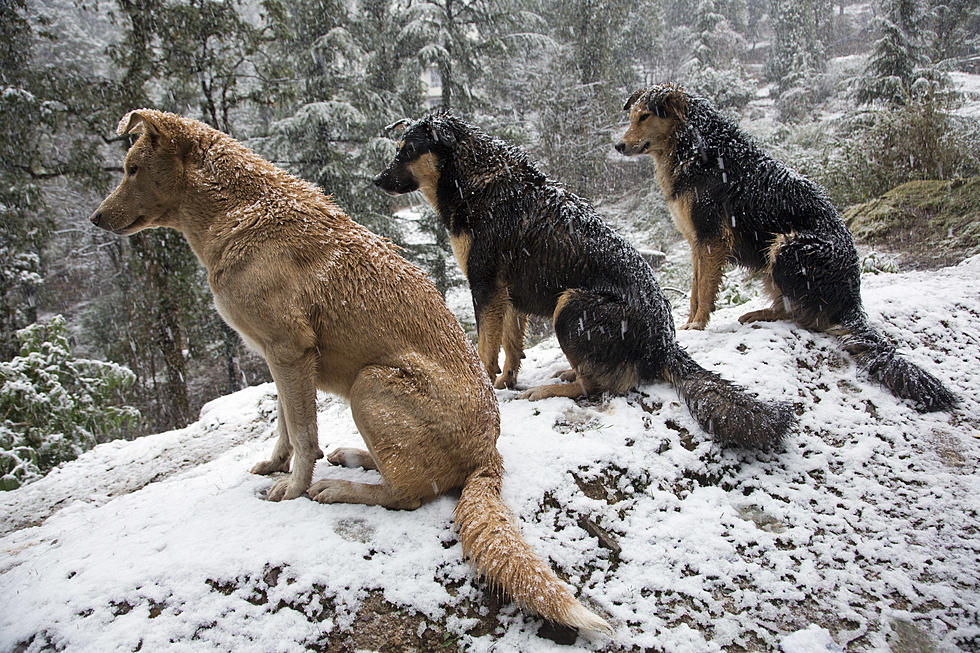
[2,257,979,652]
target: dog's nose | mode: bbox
[90,212,103,227]
[372,173,384,187]
[615,142,626,154]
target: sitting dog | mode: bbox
[89,109,611,634]
[616,84,957,411]
[374,112,794,448]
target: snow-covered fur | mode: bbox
[374,112,794,447]
[618,84,958,412]
[90,110,611,635]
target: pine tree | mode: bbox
[682,0,755,110]
[857,0,949,106]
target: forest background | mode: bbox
[2,0,979,489]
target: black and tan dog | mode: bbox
[374,112,794,448]
[616,83,957,411]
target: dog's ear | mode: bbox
[116,109,164,145]
[623,89,645,112]
[385,118,412,138]
[430,121,457,148]
[647,86,688,121]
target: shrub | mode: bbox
[0,316,139,489]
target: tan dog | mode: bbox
[89,110,611,634]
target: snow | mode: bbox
[2,256,979,652]
[950,71,980,120]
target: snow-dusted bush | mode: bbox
[0,316,139,490]
[822,92,980,206]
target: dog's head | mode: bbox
[89,109,190,235]
[615,84,689,157]
[373,113,461,199]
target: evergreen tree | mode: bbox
[531,0,649,197]
[857,0,948,106]
[682,0,755,110]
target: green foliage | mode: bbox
[819,92,980,206]
[0,316,139,490]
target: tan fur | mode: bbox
[91,110,610,634]
[494,304,527,389]
[738,233,794,325]
[476,287,510,380]
[408,152,441,209]
[449,231,472,278]
[619,96,734,330]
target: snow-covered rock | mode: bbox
[2,257,978,652]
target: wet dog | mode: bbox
[89,109,612,634]
[617,84,957,411]
[375,112,794,448]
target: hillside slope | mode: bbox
[2,257,979,652]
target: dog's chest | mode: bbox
[666,193,696,241]
[213,293,264,356]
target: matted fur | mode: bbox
[618,85,958,411]
[90,109,610,634]
[374,112,794,447]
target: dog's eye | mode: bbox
[127,165,139,176]
[638,113,650,122]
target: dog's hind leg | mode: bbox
[767,230,861,329]
[326,447,378,470]
[320,364,469,508]
[521,289,641,401]
[494,304,527,389]
[250,397,293,475]
[308,478,421,510]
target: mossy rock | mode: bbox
[843,177,980,269]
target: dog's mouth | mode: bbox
[638,141,651,154]
[114,214,148,235]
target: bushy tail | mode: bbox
[663,347,795,448]
[453,468,613,635]
[835,312,958,412]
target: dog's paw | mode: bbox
[307,479,341,504]
[519,387,548,401]
[250,459,290,475]
[679,320,706,330]
[552,368,578,382]
[267,476,308,501]
[493,370,517,389]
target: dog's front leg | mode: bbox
[494,304,527,389]
[264,348,322,501]
[250,397,293,475]
[473,283,509,381]
[683,241,726,330]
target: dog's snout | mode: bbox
[615,142,626,154]
[372,173,384,187]
[90,211,103,227]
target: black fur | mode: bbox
[623,85,958,412]
[376,112,794,448]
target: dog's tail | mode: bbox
[662,347,795,448]
[454,466,613,635]
[835,311,958,411]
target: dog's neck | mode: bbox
[435,133,543,233]
[174,134,346,272]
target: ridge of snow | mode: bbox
[1,257,978,652]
